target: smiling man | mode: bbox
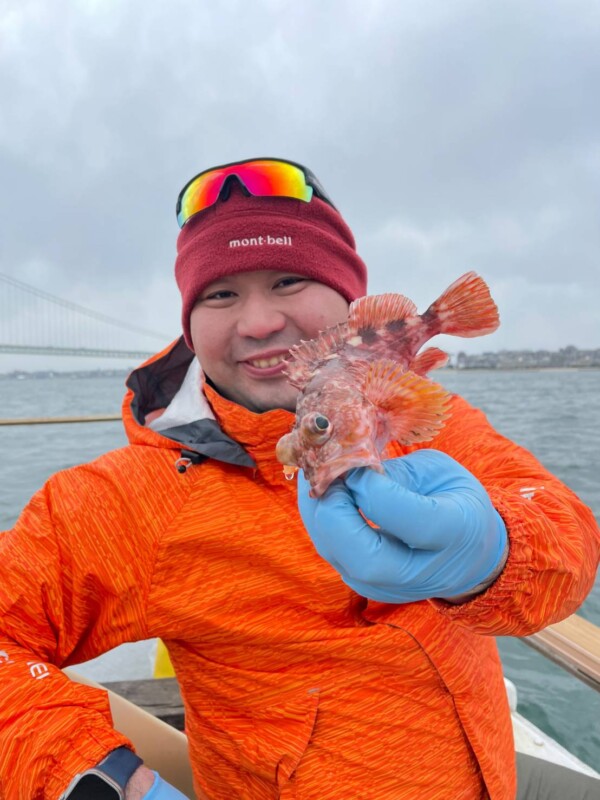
[0,158,598,800]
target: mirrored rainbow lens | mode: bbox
[176,160,314,227]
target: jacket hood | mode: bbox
[123,337,256,468]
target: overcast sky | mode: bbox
[1,0,599,372]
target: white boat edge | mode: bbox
[505,678,599,778]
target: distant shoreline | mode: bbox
[0,369,131,380]
[2,365,600,380]
[444,366,600,373]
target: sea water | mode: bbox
[1,368,599,769]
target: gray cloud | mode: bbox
[1,0,599,370]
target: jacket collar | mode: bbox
[124,337,294,470]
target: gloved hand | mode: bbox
[297,449,508,603]
[142,771,190,798]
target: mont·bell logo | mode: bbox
[228,235,293,248]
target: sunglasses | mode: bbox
[176,157,336,228]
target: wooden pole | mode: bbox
[525,614,600,691]
[0,415,121,426]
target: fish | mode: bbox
[275,271,499,497]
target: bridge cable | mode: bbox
[0,272,172,341]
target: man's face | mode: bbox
[189,270,349,412]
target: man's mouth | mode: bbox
[247,355,287,369]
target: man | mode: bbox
[0,157,598,799]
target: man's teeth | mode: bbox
[249,356,285,369]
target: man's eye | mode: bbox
[275,277,305,289]
[204,290,235,301]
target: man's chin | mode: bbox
[222,387,298,414]
[249,396,298,414]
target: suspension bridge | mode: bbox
[0,271,172,360]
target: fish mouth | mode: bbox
[309,453,385,498]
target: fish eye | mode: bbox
[303,412,332,441]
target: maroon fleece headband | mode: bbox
[175,189,368,347]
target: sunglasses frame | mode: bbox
[176,157,337,228]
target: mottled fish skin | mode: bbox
[276,272,499,497]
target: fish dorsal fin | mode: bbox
[409,347,449,375]
[284,323,348,389]
[347,294,418,336]
[350,359,451,445]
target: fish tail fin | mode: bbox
[426,272,499,338]
[409,347,449,375]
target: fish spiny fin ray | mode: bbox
[284,323,348,388]
[360,360,452,445]
[347,294,418,336]
[426,271,500,338]
[409,347,449,375]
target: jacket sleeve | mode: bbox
[416,394,600,635]
[0,452,164,798]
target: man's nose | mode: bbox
[236,297,286,339]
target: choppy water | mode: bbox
[1,369,599,769]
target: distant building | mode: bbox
[455,347,600,369]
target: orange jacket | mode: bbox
[0,339,598,799]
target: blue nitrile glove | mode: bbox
[297,449,508,603]
[143,771,190,798]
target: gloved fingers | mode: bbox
[344,466,467,551]
[299,469,508,602]
[299,477,444,587]
[296,472,359,554]
[380,449,477,493]
[335,530,452,592]
[298,474,386,564]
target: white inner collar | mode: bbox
[147,358,216,432]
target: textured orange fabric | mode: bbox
[0,348,599,798]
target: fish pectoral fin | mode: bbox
[409,347,449,376]
[347,293,418,336]
[361,361,451,445]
